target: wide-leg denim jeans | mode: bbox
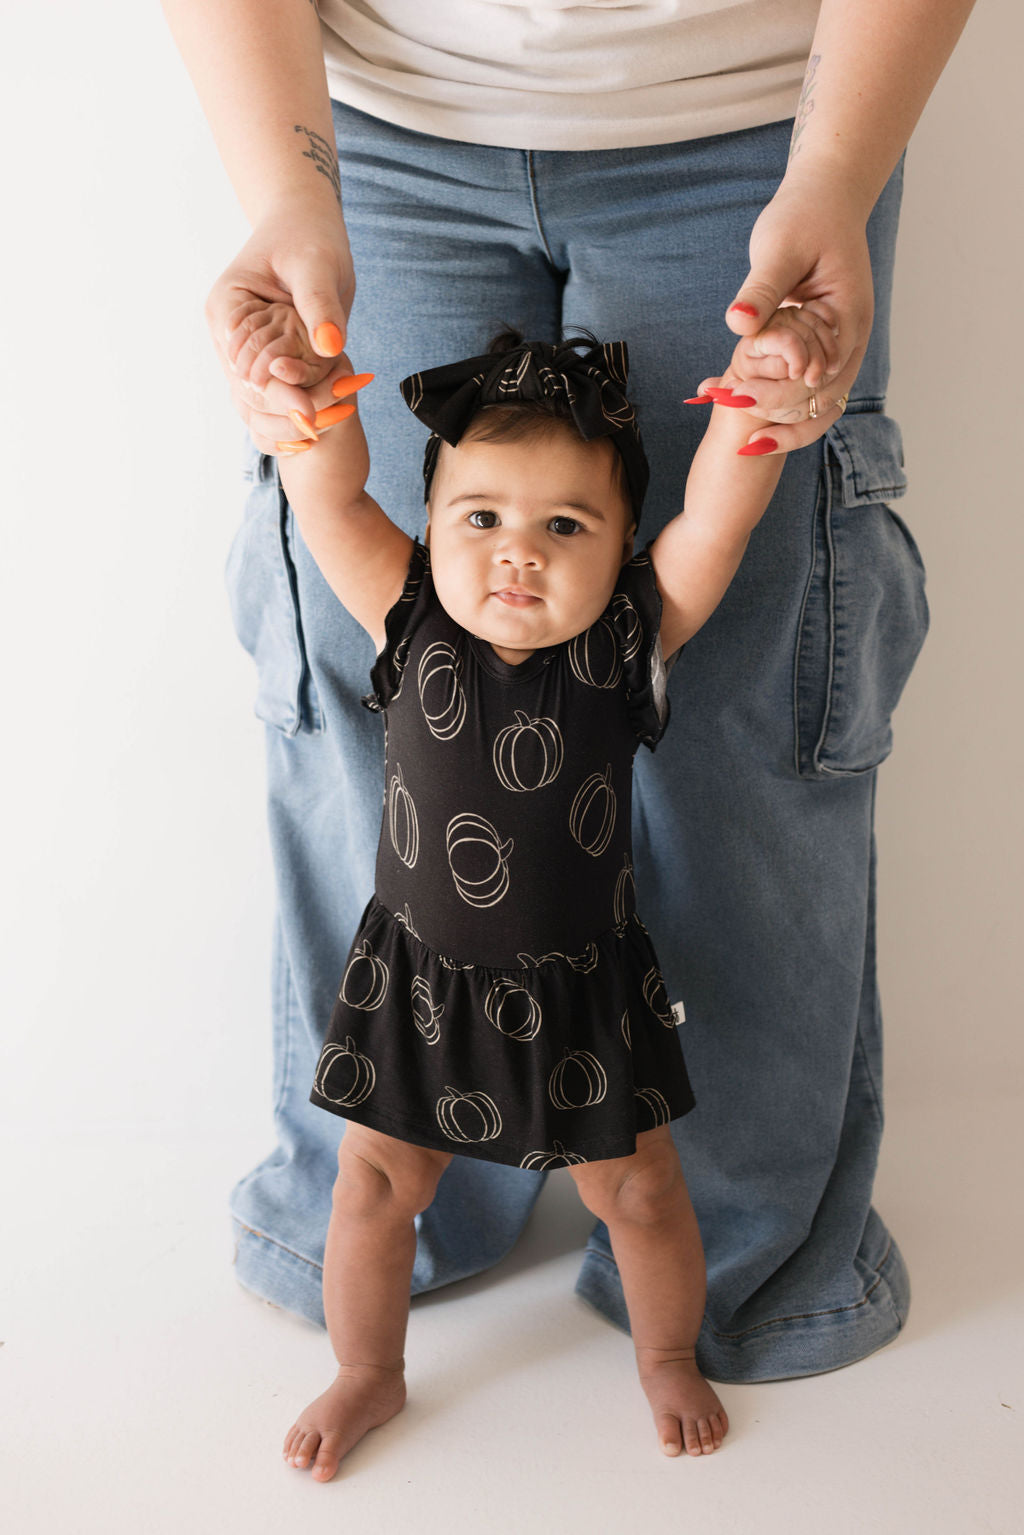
[225,101,929,1382]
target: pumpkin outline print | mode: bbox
[634,1085,672,1128]
[492,709,564,792]
[410,975,444,1045]
[610,592,644,661]
[568,616,622,690]
[387,761,420,868]
[642,965,676,1028]
[390,634,412,702]
[484,977,543,1041]
[445,811,514,908]
[548,1047,608,1110]
[569,765,617,858]
[314,1035,376,1107]
[417,640,467,741]
[613,853,636,927]
[520,1139,588,1170]
[515,942,597,972]
[339,940,390,1011]
[436,1085,503,1143]
[438,952,477,971]
[394,902,419,939]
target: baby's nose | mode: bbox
[497,530,544,567]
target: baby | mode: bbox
[225,302,840,1480]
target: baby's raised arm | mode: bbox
[651,397,787,657]
[273,348,413,653]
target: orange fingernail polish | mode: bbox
[276,439,313,455]
[331,372,374,399]
[314,402,357,428]
[314,322,345,355]
[289,410,319,441]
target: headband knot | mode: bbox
[400,336,648,524]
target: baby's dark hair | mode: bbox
[458,324,634,510]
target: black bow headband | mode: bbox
[399,336,648,524]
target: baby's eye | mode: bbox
[467,510,498,529]
[550,516,583,536]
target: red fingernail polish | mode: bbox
[684,395,715,404]
[711,392,757,408]
[737,438,778,456]
[705,387,735,399]
[730,302,760,317]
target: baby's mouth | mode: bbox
[492,587,541,607]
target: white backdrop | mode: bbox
[1,0,1020,1303]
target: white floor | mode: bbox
[5,1088,1021,1535]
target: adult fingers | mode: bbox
[733,346,867,456]
[231,363,366,456]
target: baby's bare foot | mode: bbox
[635,1346,729,1457]
[283,1363,407,1482]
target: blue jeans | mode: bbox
[225,101,928,1381]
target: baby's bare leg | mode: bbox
[283,1125,452,1482]
[569,1126,728,1457]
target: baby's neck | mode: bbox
[487,642,535,666]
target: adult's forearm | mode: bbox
[783,0,977,218]
[160,0,341,227]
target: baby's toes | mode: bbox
[290,1429,322,1469]
[311,1434,344,1482]
[682,1415,716,1456]
[655,1411,684,1457]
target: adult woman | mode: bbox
[161,0,975,1381]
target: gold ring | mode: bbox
[807,393,818,420]
[834,392,849,416]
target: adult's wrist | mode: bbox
[775,151,877,230]
[253,185,349,242]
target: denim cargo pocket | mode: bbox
[223,431,322,736]
[794,409,929,777]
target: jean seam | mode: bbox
[233,1218,324,1275]
[271,912,296,1121]
[792,460,822,778]
[524,150,558,270]
[813,449,839,772]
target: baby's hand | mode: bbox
[730,302,842,387]
[224,298,339,392]
[225,296,373,455]
[689,302,857,454]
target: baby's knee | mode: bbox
[334,1125,450,1219]
[572,1141,684,1226]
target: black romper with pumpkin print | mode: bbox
[309,539,696,1168]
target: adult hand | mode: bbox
[204,200,358,456]
[696,177,875,454]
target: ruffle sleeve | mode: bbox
[362,538,433,713]
[607,540,682,751]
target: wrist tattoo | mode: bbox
[294,123,342,207]
[788,52,821,163]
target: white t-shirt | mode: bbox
[318,0,819,151]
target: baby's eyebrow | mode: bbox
[447,493,606,521]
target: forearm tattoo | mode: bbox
[788,53,821,162]
[294,123,342,207]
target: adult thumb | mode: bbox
[290,271,352,358]
[725,255,804,337]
